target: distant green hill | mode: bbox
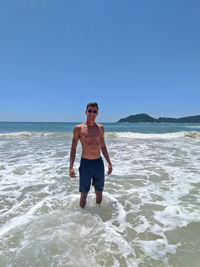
[118,113,157,123]
[176,115,200,123]
[118,113,200,123]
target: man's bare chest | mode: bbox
[80,126,101,140]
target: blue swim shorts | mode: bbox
[79,157,105,193]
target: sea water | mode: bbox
[0,122,200,267]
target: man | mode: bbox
[69,102,112,208]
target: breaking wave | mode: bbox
[184,126,200,129]
[1,131,200,140]
[0,131,72,138]
[106,131,200,140]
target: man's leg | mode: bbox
[93,157,104,205]
[95,190,102,205]
[80,192,88,208]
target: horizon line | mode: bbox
[0,121,116,123]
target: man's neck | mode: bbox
[86,120,96,127]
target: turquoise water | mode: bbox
[1,121,200,134]
[0,122,200,266]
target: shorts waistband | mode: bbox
[81,156,102,162]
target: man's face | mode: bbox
[85,106,98,120]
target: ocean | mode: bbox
[0,122,200,267]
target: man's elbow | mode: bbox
[70,147,76,153]
[101,145,106,151]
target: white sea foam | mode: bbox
[106,131,200,140]
[184,125,200,129]
[1,130,200,140]
[0,129,200,266]
[0,131,72,138]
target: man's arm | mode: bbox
[100,125,112,175]
[69,126,80,178]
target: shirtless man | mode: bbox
[69,102,112,208]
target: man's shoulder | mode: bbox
[96,123,104,129]
[74,123,85,129]
[73,123,83,135]
[96,123,104,134]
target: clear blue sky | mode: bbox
[0,0,199,122]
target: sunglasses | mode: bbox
[87,109,97,114]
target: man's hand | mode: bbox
[69,168,76,178]
[107,164,112,175]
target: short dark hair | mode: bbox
[86,102,99,110]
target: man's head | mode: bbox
[86,102,99,111]
[85,102,99,120]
